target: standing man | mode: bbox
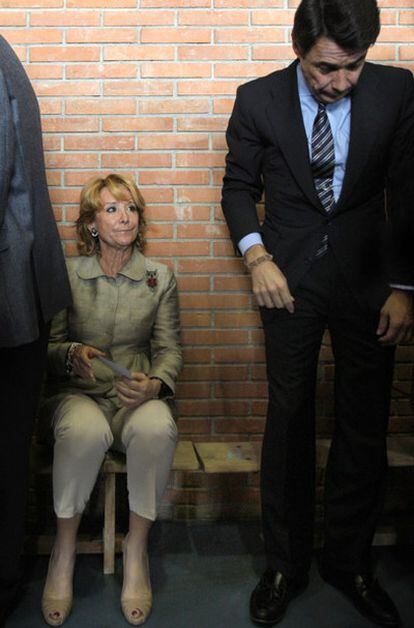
[0,36,72,624]
[221,1,414,626]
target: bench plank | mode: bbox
[194,442,260,473]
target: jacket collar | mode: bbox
[76,247,146,281]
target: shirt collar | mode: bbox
[76,247,146,281]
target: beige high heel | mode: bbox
[41,595,72,627]
[121,592,153,626]
[41,549,74,626]
[121,536,152,626]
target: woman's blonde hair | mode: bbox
[76,173,146,256]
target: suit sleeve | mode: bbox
[386,69,414,286]
[148,270,183,396]
[0,68,15,231]
[221,85,265,247]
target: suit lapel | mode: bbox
[265,61,324,213]
[336,64,381,211]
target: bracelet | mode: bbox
[65,342,82,374]
[245,252,273,270]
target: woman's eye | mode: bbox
[106,205,117,213]
[128,204,138,212]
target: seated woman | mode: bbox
[39,173,182,626]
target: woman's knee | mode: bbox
[54,395,113,454]
[123,401,177,449]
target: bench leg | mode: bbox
[103,471,116,575]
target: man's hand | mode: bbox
[115,372,161,409]
[377,289,414,345]
[245,244,295,312]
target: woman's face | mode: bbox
[91,187,139,252]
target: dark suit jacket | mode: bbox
[0,36,71,347]
[222,60,414,311]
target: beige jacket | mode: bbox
[45,249,182,408]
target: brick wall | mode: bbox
[2,0,413,521]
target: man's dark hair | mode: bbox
[292,0,380,56]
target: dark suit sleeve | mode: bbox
[221,85,265,247]
[386,69,414,286]
[0,67,15,231]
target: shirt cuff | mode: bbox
[238,232,264,256]
[390,284,414,291]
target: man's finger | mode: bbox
[376,311,389,336]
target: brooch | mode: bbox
[146,270,158,290]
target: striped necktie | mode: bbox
[311,103,335,257]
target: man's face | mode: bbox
[293,36,367,104]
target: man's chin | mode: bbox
[319,91,350,103]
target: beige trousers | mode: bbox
[50,394,177,520]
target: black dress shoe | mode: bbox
[320,566,401,627]
[250,569,309,626]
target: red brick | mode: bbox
[64,136,135,151]
[139,134,209,150]
[30,10,99,26]
[34,80,100,97]
[140,171,209,185]
[216,28,285,44]
[178,45,248,60]
[104,81,173,96]
[42,117,100,133]
[104,45,175,61]
[65,99,136,115]
[178,10,248,25]
[378,26,414,42]
[67,63,138,79]
[177,117,227,131]
[25,64,63,79]
[4,28,62,44]
[142,62,211,78]
[103,117,173,132]
[176,152,226,167]
[177,276,210,291]
[142,28,211,43]
[177,223,228,238]
[140,98,210,114]
[67,28,137,44]
[30,46,100,62]
[101,153,172,169]
[104,10,174,25]
[178,80,241,95]
[0,12,26,26]
[252,9,295,25]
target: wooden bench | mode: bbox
[29,436,414,574]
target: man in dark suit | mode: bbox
[0,36,72,624]
[221,1,414,626]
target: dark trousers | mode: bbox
[260,249,395,579]
[0,320,49,617]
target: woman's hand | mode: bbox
[72,344,105,381]
[115,372,161,409]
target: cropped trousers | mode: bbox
[48,394,177,521]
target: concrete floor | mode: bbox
[6,522,414,628]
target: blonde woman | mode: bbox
[39,174,182,626]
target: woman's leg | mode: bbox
[42,394,113,624]
[112,400,177,622]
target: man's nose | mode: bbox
[332,69,351,93]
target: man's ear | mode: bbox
[292,37,301,58]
